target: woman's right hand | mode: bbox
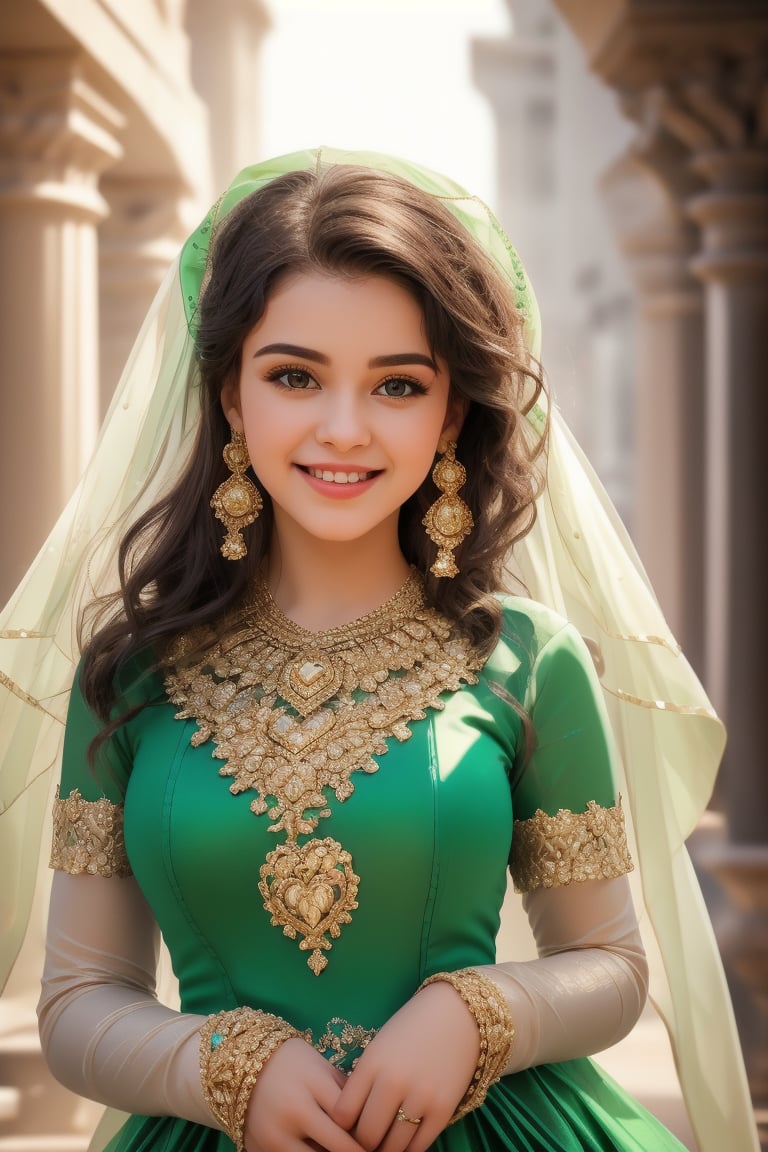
[243,1036,366,1152]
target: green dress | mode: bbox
[56,592,688,1152]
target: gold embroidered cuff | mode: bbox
[510,799,633,894]
[199,1007,308,1151]
[419,968,514,1123]
[50,787,131,878]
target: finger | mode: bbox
[309,1065,352,1120]
[374,1104,428,1152]
[332,1063,372,1130]
[348,1081,408,1152]
[308,1111,369,1152]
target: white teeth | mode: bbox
[308,468,371,484]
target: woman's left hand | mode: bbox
[331,981,480,1152]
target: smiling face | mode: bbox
[221,271,463,561]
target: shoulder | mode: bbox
[65,649,166,783]
[73,643,166,717]
[487,592,583,668]
[497,593,572,649]
[479,595,599,707]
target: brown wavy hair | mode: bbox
[81,164,548,726]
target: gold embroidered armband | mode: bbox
[50,787,132,878]
[200,1007,308,1150]
[419,968,515,1122]
[510,799,632,893]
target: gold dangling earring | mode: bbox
[422,440,474,578]
[210,428,263,560]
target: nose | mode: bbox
[315,391,371,451]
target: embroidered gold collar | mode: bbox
[164,572,482,974]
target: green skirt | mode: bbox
[104,1056,688,1152]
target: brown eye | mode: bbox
[268,368,318,390]
[376,376,427,398]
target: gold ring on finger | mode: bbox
[397,1108,422,1125]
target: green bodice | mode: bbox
[57,596,685,1152]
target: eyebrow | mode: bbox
[369,352,437,371]
[252,343,437,372]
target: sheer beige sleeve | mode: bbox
[475,874,648,1073]
[38,870,219,1127]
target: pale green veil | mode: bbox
[0,147,757,1152]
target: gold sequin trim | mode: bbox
[510,799,633,893]
[165,572,482,973]
[50,787,131,878]
[0,669,48,713]
[602,630,681,653]
[604,685,718,719]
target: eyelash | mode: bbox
[265,365,318,390]
[376,375,429,399]
[264,366,429,398]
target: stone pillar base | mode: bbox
[695,841,768,1146]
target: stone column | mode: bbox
[472,2,565,394]
[473,0,636,508]
[98,177,190,410]
[549,5,768,1137]
[600,134,707,672]
[0,51,122,1148]
[0,52,123,604]
[684,107,768,1140]
[185,0,271,194]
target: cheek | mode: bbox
[239,392,282,442]
[396,410,447,459]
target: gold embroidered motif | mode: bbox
[165,572,481,972]
[510,799,632,893]
[50,787,131,878]
[314,1017,378,1068]
[259,838,360,975]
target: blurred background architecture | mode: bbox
[1,1,766,1148]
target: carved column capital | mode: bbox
[0,52,124,601]
[99,175,192,409]
[602,134,704,304]
[0,51,124,219]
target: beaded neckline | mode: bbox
[164,570,482,974]
[245,568,427,648]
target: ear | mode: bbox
[220,377,244,432]
[439,394,468,448]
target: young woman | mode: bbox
[0,149,757,1152]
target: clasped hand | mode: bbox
[243,982,480,1152]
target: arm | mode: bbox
[477,872,648,1074]
[38,869,213,1124]
[40,867,364,1152]
[334,618,646,1151]
[39,668,364,1152]
[331,876,646,1152]
[480,618,647,1071]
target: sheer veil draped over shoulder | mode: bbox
[0,147,755,1152]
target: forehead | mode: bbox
[251,271,430,346]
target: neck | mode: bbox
[265,521,413,632]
